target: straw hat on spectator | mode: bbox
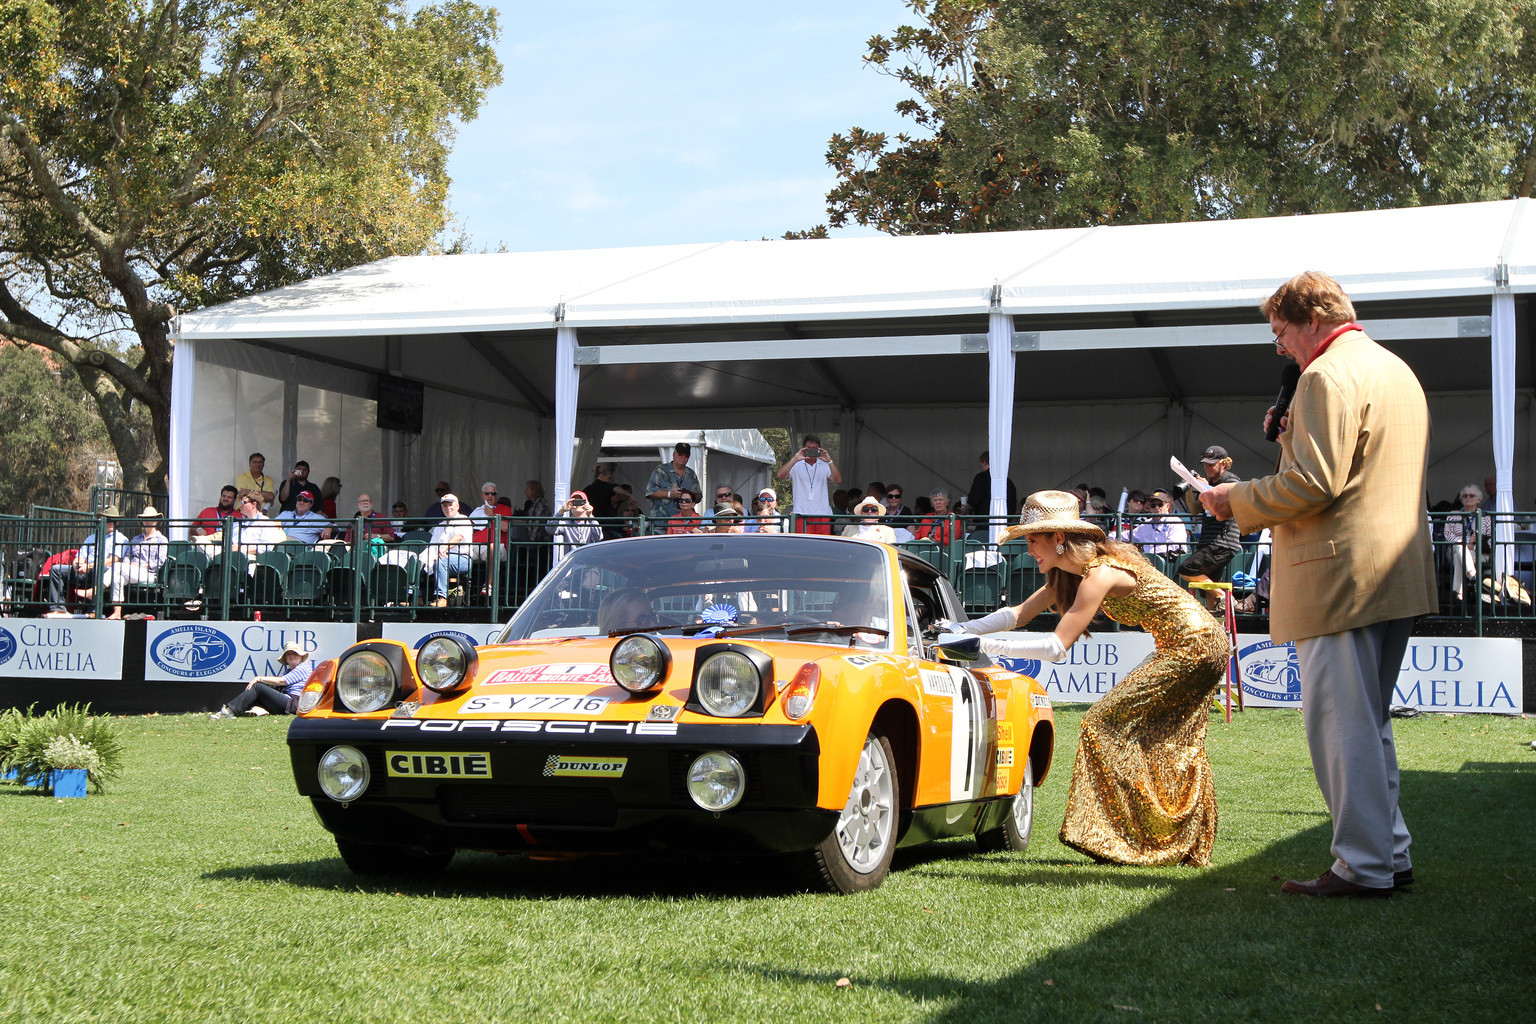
[853,496,885,517]
[999,489,1105,544]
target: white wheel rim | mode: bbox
[835,735,895,873]
[1012,757,1034,838]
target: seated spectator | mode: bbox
[705,484,734,523]
[421,493,474,607]
[277,460,322,512]
[522,480,552,521]
[47,506,126,616]
[746,487,781,533]
[209,642,311,719]
[914,490,957,546]
[711,504,744,533]
[390,501,410,537]
[470,482,500,525]
[883,484,911,518]
[549,491,603,561]
[1444,482,1493,601]
[913,495,934,517]
[842,496,897,543]
[276,493,328,544]
[195,486,240,537]
[426,481,451,519]
[108,507,169,619]
[831,489,850,515]
[235,453,276,511]
[865,481,887,504]
[232,494,287,559]
[1132,488,1190,555]
[666,491,704,534]
[319,476,342,519]
[1086,487,1111,514]
[342,494,396,548]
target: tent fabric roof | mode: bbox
[179,199,1534,340]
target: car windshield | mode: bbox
[498,534,894,649]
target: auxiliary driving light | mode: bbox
[686,751,746,812]
[335,650,397,713]
[317,745,370,803]
[416,635,477,693]
[610,634,671,693]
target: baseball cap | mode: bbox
[758,487,777,499]
[713,503,740,517]
[570,490,589,503]
[1200,445,1230,463]
[674,442,691,455]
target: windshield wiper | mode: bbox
[785,624,890,639]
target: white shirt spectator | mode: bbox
[1133,515,1190,555]
[788,459,834,516]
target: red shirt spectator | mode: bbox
[195,486,240,535]
[914,490,957,546]
[342,495,396,546]
[666,492,704,534]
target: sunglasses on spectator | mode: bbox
[886,492,902,500]
[678,497,695,504]
[1147,499,1168,507]
[483,490,496,496]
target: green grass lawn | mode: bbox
[1,708,1532,1023]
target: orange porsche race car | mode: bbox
[287,533,1055,893]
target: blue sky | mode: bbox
[445,2,915,253]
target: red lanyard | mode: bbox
[1303,322,1361,370]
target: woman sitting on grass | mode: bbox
[209,642,311,720]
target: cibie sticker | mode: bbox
[996,747,1015,768]
[462,694,609,715]
[483,664,615,686]
[386,751,491,779]
[542,755,627,778]
[920,669,957,697]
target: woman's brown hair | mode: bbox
[1043,534,1150,630]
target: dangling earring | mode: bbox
[1055,543,1065,555]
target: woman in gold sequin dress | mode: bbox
[946,490,1231,866]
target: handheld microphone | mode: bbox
[1266,363,1302,442]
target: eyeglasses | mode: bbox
[678,497,695,504]
[1461,493,1479,499]
[1273,323,1291,346]
[482,491,496,496]
[715,492,730,499]
[886,493,902,500]
[1147,500,1168,508]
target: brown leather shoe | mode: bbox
[1281,869,1393,898]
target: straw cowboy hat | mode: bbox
[279,642,308,662]
[1000,489,1106,544]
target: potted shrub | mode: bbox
[0,706,27,782]
[3,704,124,794]
[44,735,100,798]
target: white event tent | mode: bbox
[174,199,1536,552]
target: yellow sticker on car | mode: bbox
[997,721,1015,744]
[386,751,492,779]
[542,755,627,778]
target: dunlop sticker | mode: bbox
[542,754,627,778]
[386,751,491,779]
[1031,692,1052,709]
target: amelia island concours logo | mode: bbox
[0,627,15,668]
[1238,639,1302,703]
[149,624,237,678]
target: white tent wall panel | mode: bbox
[188,360,285,509]
[296,386,383,511]
[398,387,544,513]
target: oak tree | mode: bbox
[821,0,1536,234]
[0,0,502,493]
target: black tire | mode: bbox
[976,755,1035,853]
[806,727,900,894]
[336,837,454,877]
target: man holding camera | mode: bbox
[775,434,842,535]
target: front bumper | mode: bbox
[289,716,829,855]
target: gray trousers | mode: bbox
[1295,617,1414,888]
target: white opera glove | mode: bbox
[949,607,1020,635]
[979,632,1067,663]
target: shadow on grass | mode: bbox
[728,766,1536,1024]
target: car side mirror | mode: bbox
[930,633,980,664]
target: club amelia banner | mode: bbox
[144,621,358,683]
[996,632,1523,714]
[0,620,124,679]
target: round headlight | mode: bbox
[317,745,370,803]
[336,651,397,713]
[686,751,745,811]
[695,651,761,717]
[416,636,475,693]
[610,634,671,693]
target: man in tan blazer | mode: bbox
[1202,271,1436,898]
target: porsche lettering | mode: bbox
[378,718,678,736]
